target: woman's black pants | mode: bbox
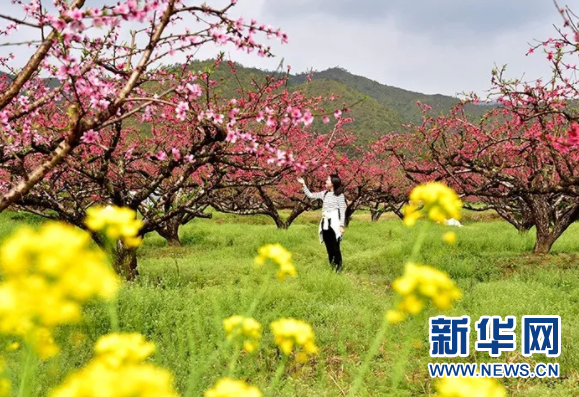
[322,227,342,272]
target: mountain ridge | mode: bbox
[184,60,489,142]
[289,66,488,124]
[3,60,490,143]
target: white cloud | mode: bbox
[224,0,561,96]
[1,0,566,96]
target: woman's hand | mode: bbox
[297,177,305,185]
[340,226,345,235]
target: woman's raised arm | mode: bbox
[298,178,324,200]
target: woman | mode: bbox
[297,174,347,273]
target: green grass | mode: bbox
[0,210,578,396]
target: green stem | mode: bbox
[102,235,120,333]
[390,333,413,391]
[184,327,202,397]
[409,221,430,262]
[108,296,120,332]
[227,346,242,377]
[185,282,270,396]
[268,355,288,395]
[243,274,270,320]
[347,318,389,396]
[17,346,33,397]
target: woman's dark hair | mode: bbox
[330,174,344,196]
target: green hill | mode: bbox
[28,60,489,143]
[294,78,405,145]
[184,61,406,145]
[185,61,489,136]
[290,67,488,124]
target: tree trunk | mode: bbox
[529,198,557,255]
[345,206,355,227]
[525,194,579,255]
[370,210,383,222]
[392,206,404,220]
[158,218,182,246]
[256,187,289,229]
[533,232,556,254]
[284,202,307,229]
[83,222,141,281]
[272,215,289,230]
[516,224,533,234]
[113,240,139,281]
[492,200,534,234]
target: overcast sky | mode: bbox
[3,0,568,97]
[196,0,566,97]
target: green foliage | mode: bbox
[183,60,405,145]
[35,60,491,142]
[290,67,489,125]
[0,211,576,396]
[187,59,284,103]
[180,61,489,144]
[296,79,405,145]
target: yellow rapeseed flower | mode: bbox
[443,231,456,244]
[254,244,297,281]
[51,363,178,397]
[6,342,19,352]
[204,377,262,397]
[435,376,507,397]
[270,318,318,362]
[0,222,120,359]
[223,315,262,353]
[402,203,421,227]
[398,293,424,315]
[85,205,143,247]
[50,333,179,397]
[28,327,59,360]
[387,263,462,322]
[385,310,406,324]
[95,333,156,368]
[403,182,462,226]
[0,379,8,397]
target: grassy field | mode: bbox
[0,210,578,396]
